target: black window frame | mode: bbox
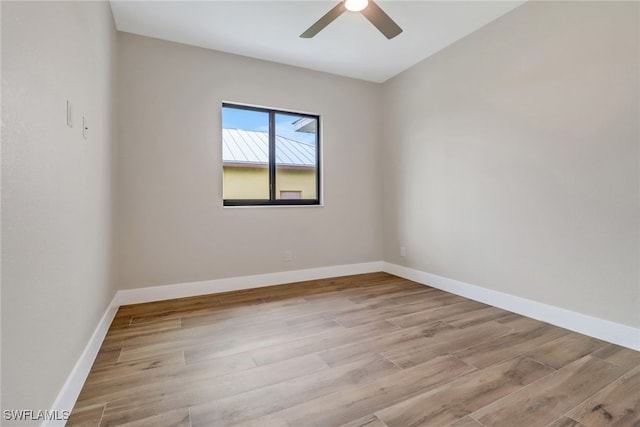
[222,102,321,207]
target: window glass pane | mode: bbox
[275,113,318,200]
[222,106,270,200]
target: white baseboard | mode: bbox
[114,261,384,306]
[44,296,119,427]
[383,262,640,352]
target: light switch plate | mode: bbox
[67,101,73,127]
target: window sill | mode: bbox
[222,203,324,209]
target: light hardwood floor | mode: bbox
[68,273,640,427]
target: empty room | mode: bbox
[2,0,639,426]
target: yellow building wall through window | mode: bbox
[223,166,316,200]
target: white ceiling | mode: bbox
[109,0,526,83]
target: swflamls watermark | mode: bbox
[3,409,70,421]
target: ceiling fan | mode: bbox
[300,0,402,40]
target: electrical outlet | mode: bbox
[284,249,293,262]
[400,246,406,257]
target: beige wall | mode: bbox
[1,0,118,420]
[117,33,383,289]
[382,1,640,328]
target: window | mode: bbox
[222,103,320,206]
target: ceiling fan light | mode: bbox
[344,0,368,12]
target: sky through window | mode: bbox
[222,106,316,145]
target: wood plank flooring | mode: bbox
[68,273,640,427]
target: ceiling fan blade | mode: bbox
[361,1,403,39]
[300,2,346,38]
